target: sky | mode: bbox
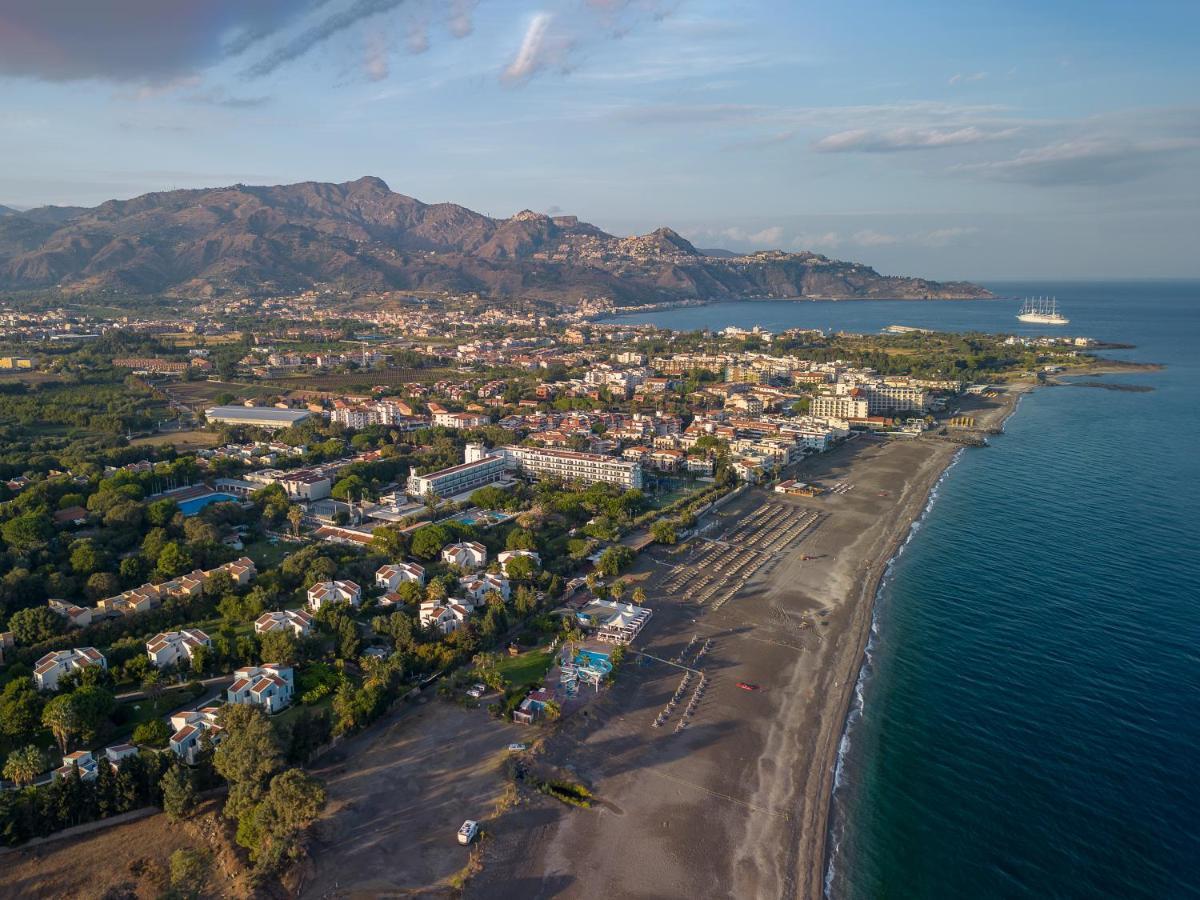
[1,0,1198,280]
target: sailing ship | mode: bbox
[1017,296,1069,325]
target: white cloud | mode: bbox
[918,226,980,246]
[791,231,843,251]
[852,229,900,246]
[814,126,1017,153]
[715,225,784,246]
[949,72,988,86]
[956,137,1200,185]
[503,13,566,85]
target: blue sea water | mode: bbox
[608,283,1200,899]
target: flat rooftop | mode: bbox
[206,406,312,424]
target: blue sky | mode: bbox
[1,0,1197,279]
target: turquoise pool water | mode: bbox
[575,650,612,674]
[178,492,238,516]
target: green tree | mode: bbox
[147,498,180,527]
[69,539,103,575]
[168,847,210,898]
[504,554,536,581]
[85,571,121,601]
[133,718,171,747]
[259,629,298,665]
[214,705,284,823]
[409,524,449,560]
[7,606,65,644]
[2,744,46,787]
[71,685,116,744]
[331,474,368,502]
[2,512,53,554]
[650,520,677,545]
[505,528,537,551]
[156,541,193,579]
[42,694,82,754]
[244,768,327,866]
[631,587,647,605]
[161,763,198,823]
[597,545,634,576]
[0,679,44,737]
[287,504,305,537]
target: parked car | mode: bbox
[458,820,479,845]
[466,683,486,699]
[506,742,528,752]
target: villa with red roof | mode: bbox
[146,629,211,669]
[375,561,425,592]
[227,664,294,714]
[34,647,106,691]
[254,608,314,637]
[307,580,362,611]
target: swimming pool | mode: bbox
[575,650,613,674]
[178,493,239,516]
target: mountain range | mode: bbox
[0,177,992,303]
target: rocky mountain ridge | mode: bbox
[0,176,992,303]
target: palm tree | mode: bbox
[542,700,561,722]
[610,580,626,603]
[41,696,80,755]
[2,744,45,787]
[632,587,647,606]
[287,504,304,537]
[142,671,164,702]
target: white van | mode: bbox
[457,820,479,845]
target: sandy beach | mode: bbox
[468,388,1028,900]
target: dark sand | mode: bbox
[469,419,997,899]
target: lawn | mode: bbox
[242,536,294,570]
[494,647,555,692]
[130,429,220,450]
[110,684,207,742]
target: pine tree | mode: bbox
[160,763,198,822]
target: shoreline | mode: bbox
[466,386,1033,900]
[809,383,1030,899]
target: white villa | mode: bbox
[375,561,426,592]
[254,608,314,637]
[47,598,94,628]
[419,599,470,635]
[169,706,223,763]
[460,572,510,603]
[307,580,362,611]
[498,549,540,576]
[33,647,106,691]
[441,541,487,571]
[227,664,294,714]
[146,629,211,669]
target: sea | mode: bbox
[605,282,1200,899]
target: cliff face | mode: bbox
[0,177,993,302]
